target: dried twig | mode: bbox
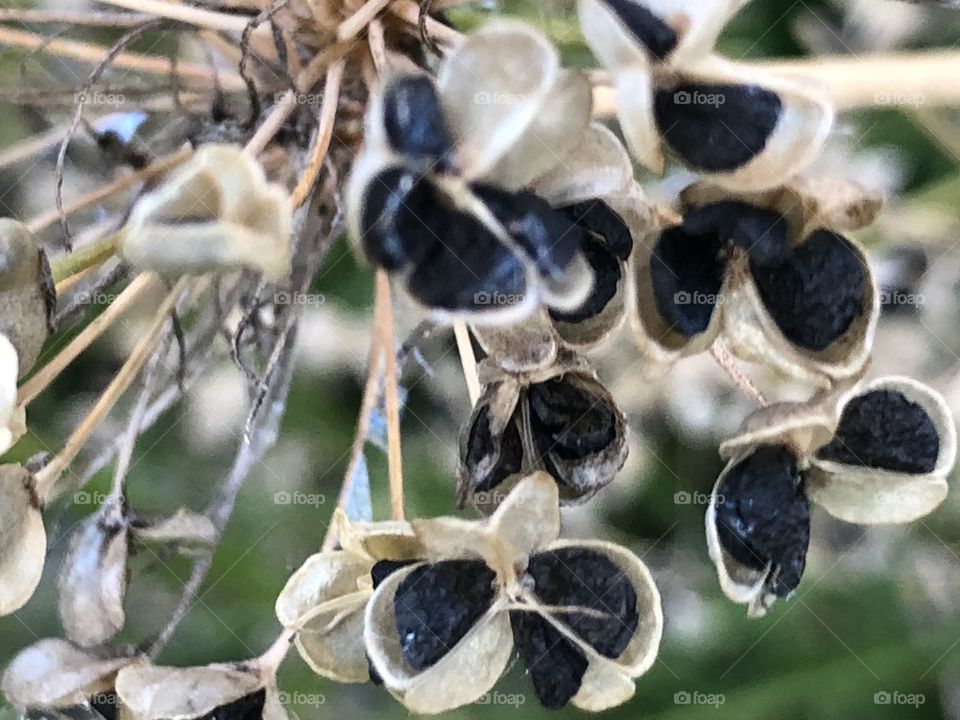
[710,341,767,407]
[453,321,480,406]
[376,270,405,521]
[290,60,345,208]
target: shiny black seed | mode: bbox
[371,559,418,588]
[653,83,783,172]
[650,225,725,336]
[817,390,940,473]
[560,199,634,260]
[751,229,865,351]
[526,547,638,658]
[549,235,621,324]
[465,405,524,493]
[714,445,809,597]
[527,378,617,462]
[684,201,789,268]
[383,76,454,167]
[510,610,588,710]
[600,0,678,61]
[394,560,496,671]
[474,184,584,280]
[360,168,423,270]
[196,689,266,720]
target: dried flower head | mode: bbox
[365,473,662,713]
[0,464,45,616]
[707,376,956,616]
[121,144,293,280]
[632,179,881,384]
[459,354,629,510]
[275,510,421,683]
[577,0,834,189]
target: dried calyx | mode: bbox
[707,376,956,616]
[632,179,881,385]
[365,474,662,713]
[459,353,628,511]
[578,0,834,189]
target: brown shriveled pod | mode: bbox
[365,473,662,714]
[0,464,45,616]
[121,144,293,281]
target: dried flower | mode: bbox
[0,464,45,616]
[121,144,293,280]
[707,376,956,616]
[459,354,628,510]
[632,179,881,384]
[365,473,662,713]
[577,0,834,189]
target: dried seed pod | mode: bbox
[577,1,834,190]
[0,334,26,454]
[130,507,217,546]
[632,180,880,385]
[0,218,54,376]
[2,638,134,715]
[707,376,956,616]
[365,473,662,713]
[458,356,628,511]
[0,464,45,616]
[121,144,293,281]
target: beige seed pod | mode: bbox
[0,334,26,454]
[0,464,45,616]
[121,144,293,281]
[0,218,54,376]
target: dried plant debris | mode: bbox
[578,0,833,189]
[0,464,46,616]
[121,145,293,280]
[708,376,956,616]
[365,474,662,713]
[0,333,26,454]
[632,179,880,384]
[458,355,628,510]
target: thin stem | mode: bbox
[338,0,392,41]
[244,90,296,156]
[257,627,296,675]
[97,0,265,34]
[710,341,766,407]
[375,270,404,522]
[391,0,463,47]
[289,60,345,208]
[0,8,153,25]
[49,232,122,284]
[453,321,480,406]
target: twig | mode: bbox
[49,232,122,283]
[710,341,766,407]
[337,0,392,41]
[244,90,295,155]
[289,59,345,208]
[96,0,266,34]
[0,8,153,25]
[375,270,404,521]
[391,0,463,47]
[453,321,480,406]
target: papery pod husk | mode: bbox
[805,376,957,525]
[332,508,421,561]
[0,464,45,616]
[470,315,559,374]
[2,638,134,711]
[0,333,26,454]
[0,218,54,376]
[130,508,216,546]
[274,551,371,629]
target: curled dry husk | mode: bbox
[274,510,421,683]
[2,638,136,716]
[365,473,662,713]
[348,22,620,324]
[707,375,956,616]
[0,333,26,454]
[458,353,628,511]
[577,0,833,190]
[121,144,293,280]
[0,464,45,616]
[631,178,881,386]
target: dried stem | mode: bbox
[710,341,767,407]
[0,8,153,25]
[338,0,392,41]
[257,627,296,675]
[391,0,463,47]
[453,321,480,406]
[289,60,345,208]
[244,90,296,156]
[376,270,405,522]
[49,232,122,284]
[97,0,265,34]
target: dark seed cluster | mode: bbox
[601,0,678,61]
[197,689,266,720]
[382,76,454,167]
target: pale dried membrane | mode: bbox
[0,218,53,375]
[2,638,133,710]
[58,506,129,647]
[130,507,216,546]
[0,334,25,454]
[121,144,293,281]
[805,376,956,524]
[613,67,664,174]
[0,464,45,616]
[470,314,559,374]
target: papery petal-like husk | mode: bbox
[470,315,559,374]
[364,563,512,714]
[437,22,562,186]
[576,0,652,70]
[0,464,45,616]
[0,334,25,454]
[718,392,838,461]
[531,124,633,206]
[410,516,493,564]
[551,267,627,350]
[274,551,371,627]
[114,663,263,720]
[488,472,561,565]
[2,639,133,709]
[0,218,53,375]
[333,509,421,562]
[58,509,129,647]
[615,68,665,174]
[130,508,216,546]
[294,596,370,683]
[806,377,956,524]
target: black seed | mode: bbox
[751,229,866,351]
[549,235,622,324]
[527,378,617,462]
[714,445,809,597]
[371,559,418,588]
[382,75,454,167]
[817,389,940,473]
[465,405,524,493]
[510,610,588,710]
[474,184,584,280]
[360,168,423,270]
[600,0,678,61]
[560,199,634,260]
[526,547,638,658]
[653,83,783,172]
[196,689,266,720]
[394,560,496,671]
[684,201,789,268]
[650,225,725,336]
